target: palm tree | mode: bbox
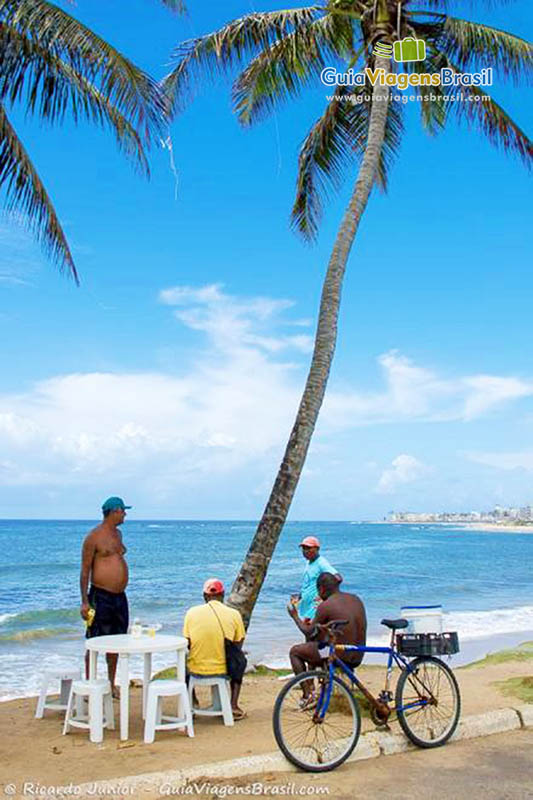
[164,0,533,626]
[0,0,183,283]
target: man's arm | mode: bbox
[232,613,246,649]
[319,556,343,586]
[80,535,96,619]
[117,529,127,554]
[287,602,316,638]
[183,611,191,648]
[288,597,333,638]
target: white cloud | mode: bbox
[0,412,40,443]
[159,283,313,354]
[464,451,533,472]
[0,368,299,487]
[1,285,533,505]
[0,285,312,492]
[376,454,429,494]
[461,376,532,420]
[0,276,32,286]
[323,351,533,427]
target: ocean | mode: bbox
[1,519,532,700]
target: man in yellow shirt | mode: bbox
[183,578,247,719]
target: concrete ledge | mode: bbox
[67,705,533,798]
[72,753,294,798]
[372,729,411,756]
[346,732,381,762]
[515,704,533,728]
[454,708,520,741]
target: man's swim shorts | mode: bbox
[86,585,129,639]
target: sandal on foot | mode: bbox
[298,693,317,711]
[232,708,247,720]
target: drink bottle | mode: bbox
[85,607,96,628]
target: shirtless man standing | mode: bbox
[80,496,131,696]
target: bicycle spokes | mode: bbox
[273,671,361,771]
[396,658,461,747]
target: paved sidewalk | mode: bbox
[169,729,533,800]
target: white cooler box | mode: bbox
[401,605,442,634]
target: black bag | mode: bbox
[210,605,247,683]
[223,638,247,683]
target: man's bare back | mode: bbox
[314,591,366,651]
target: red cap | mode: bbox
[203,578,225,595]
[299,536,320,548]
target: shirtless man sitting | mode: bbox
[80,496,131,697]
[287,572,367,683]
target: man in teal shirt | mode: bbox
[296,536,342,622]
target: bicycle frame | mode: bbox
[315,637,433,721]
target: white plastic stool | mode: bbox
[144,680,194,743]
[63,679,114,743]
[188,675,234,726]
[35,667,81,719]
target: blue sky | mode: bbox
[0,0,532,519]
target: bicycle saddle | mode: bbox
[381,618,409,630]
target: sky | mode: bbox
[0,0,532,519]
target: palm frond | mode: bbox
[162,6,323,117]
[0,101,78,282]
[0,26,149,174]
[407,1,520,9]
[160,0,186,12]
[441,58,533,167]
[439,16,533,84]
[380,98,403,187]
[405,42,450,134]
[0,0,166,139]
[233,14,355,126]
[292,85,364,240]
[292,84,403,239]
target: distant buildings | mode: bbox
[387,505,533,524]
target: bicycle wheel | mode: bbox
[273,669,361,772]
[395,656,461,748]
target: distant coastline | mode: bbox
[373,520,533,534]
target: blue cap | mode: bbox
[101,496,132,513]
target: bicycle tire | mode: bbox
[273,669,361,772]
[395,656,461,748]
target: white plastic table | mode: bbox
[86,634,187,740]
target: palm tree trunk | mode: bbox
[228,57,392,627]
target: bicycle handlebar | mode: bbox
[310,619,349,643]
[325,620,349,630]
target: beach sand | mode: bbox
[453,523,533,534]
[1,644,532,792]
[382,521,533,534]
